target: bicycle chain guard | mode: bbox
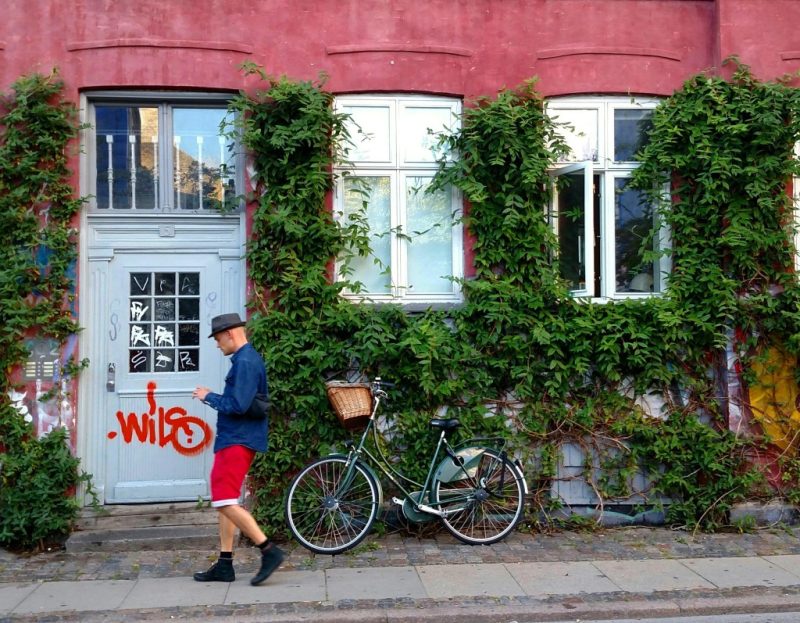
[401,491,437,523]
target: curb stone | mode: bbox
[4,586,800,623]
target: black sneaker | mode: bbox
[250,545,285,586]
[193,559,235,582]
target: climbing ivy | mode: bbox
[0,71,90,550]
[233,60,800,536]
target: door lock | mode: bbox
[106,363,116,392]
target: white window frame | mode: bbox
[549,161,594,298]
[546,96,669,300]
[84,91,241,214]
[334,95,463,309]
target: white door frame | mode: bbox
[76,213,246,505]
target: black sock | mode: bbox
[257,539,272,551]
[220,551,233,560]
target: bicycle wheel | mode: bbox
[285,455,379,555]
[432,448,525,545]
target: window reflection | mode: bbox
[615,179,656,293]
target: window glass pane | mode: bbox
[341,105,392,162]
[401,106,453,163]
[406,176,454,294]
[341,176,392,294]
[173,108,236,210]
[615,178,657,293]
[555,173,587,291]
[550,108,598,162]
[154,349,175,371]
[614,109,653,161]
[154,272,176,295]
[95,106,158,210]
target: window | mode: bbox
[334,96,463,307]
[546,97,669,299]
[87,93,238,212]
[128,271,200,373]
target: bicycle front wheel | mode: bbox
[432,448,525,545]
[285,456,379,555]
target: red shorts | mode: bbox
[210,445,255,508]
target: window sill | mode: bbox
[340,294,463,312]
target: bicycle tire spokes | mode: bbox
[434,449,524,545]
[286,456,379,555]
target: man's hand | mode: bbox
[193,386,211,401]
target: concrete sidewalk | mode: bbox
[3,527,800,622]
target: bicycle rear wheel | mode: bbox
[285,455,379,555]
[432,448,525,545]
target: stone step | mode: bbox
[76,502,217,531]
[65,524,219,552]
[66,502,220,552]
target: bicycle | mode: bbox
[285,377,528,555]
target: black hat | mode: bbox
[208,313,246,338]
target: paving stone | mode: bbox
[417,563,524,599]
[12,579,134,615]
[592,559,715,592]
[681,556,800,588]
[327,566,427,601]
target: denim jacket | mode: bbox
[203,342,269,453]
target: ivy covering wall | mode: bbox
[0,72,88,550]
[235,60,800,536]
[3,58,800,550]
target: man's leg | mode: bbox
[218,504,284,586]
[194,448,245,583]
[218,504,266,544]
[218,510,238,551]
[192,510,237,583]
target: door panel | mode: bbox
[104,253,222,503]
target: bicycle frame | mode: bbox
[334,383,507,519]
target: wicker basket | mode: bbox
[325,381,372,429]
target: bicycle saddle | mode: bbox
[429,418,460,431]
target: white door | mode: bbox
[103,252,224,503]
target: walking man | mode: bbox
[191,312,284,585]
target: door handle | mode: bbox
[107,363,116,392]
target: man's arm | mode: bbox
[194,361,260,416]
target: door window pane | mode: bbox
[341,177,392,294]
[615,179,656,293]
[406,176,454,294]
[614,109,653,162]
[173,108,236,211]
[95,106,159,210]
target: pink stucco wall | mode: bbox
[4,0,796,104]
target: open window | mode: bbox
[549,161,594,297]
[546,97,668,299]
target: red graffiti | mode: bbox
[107,381,213,456]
